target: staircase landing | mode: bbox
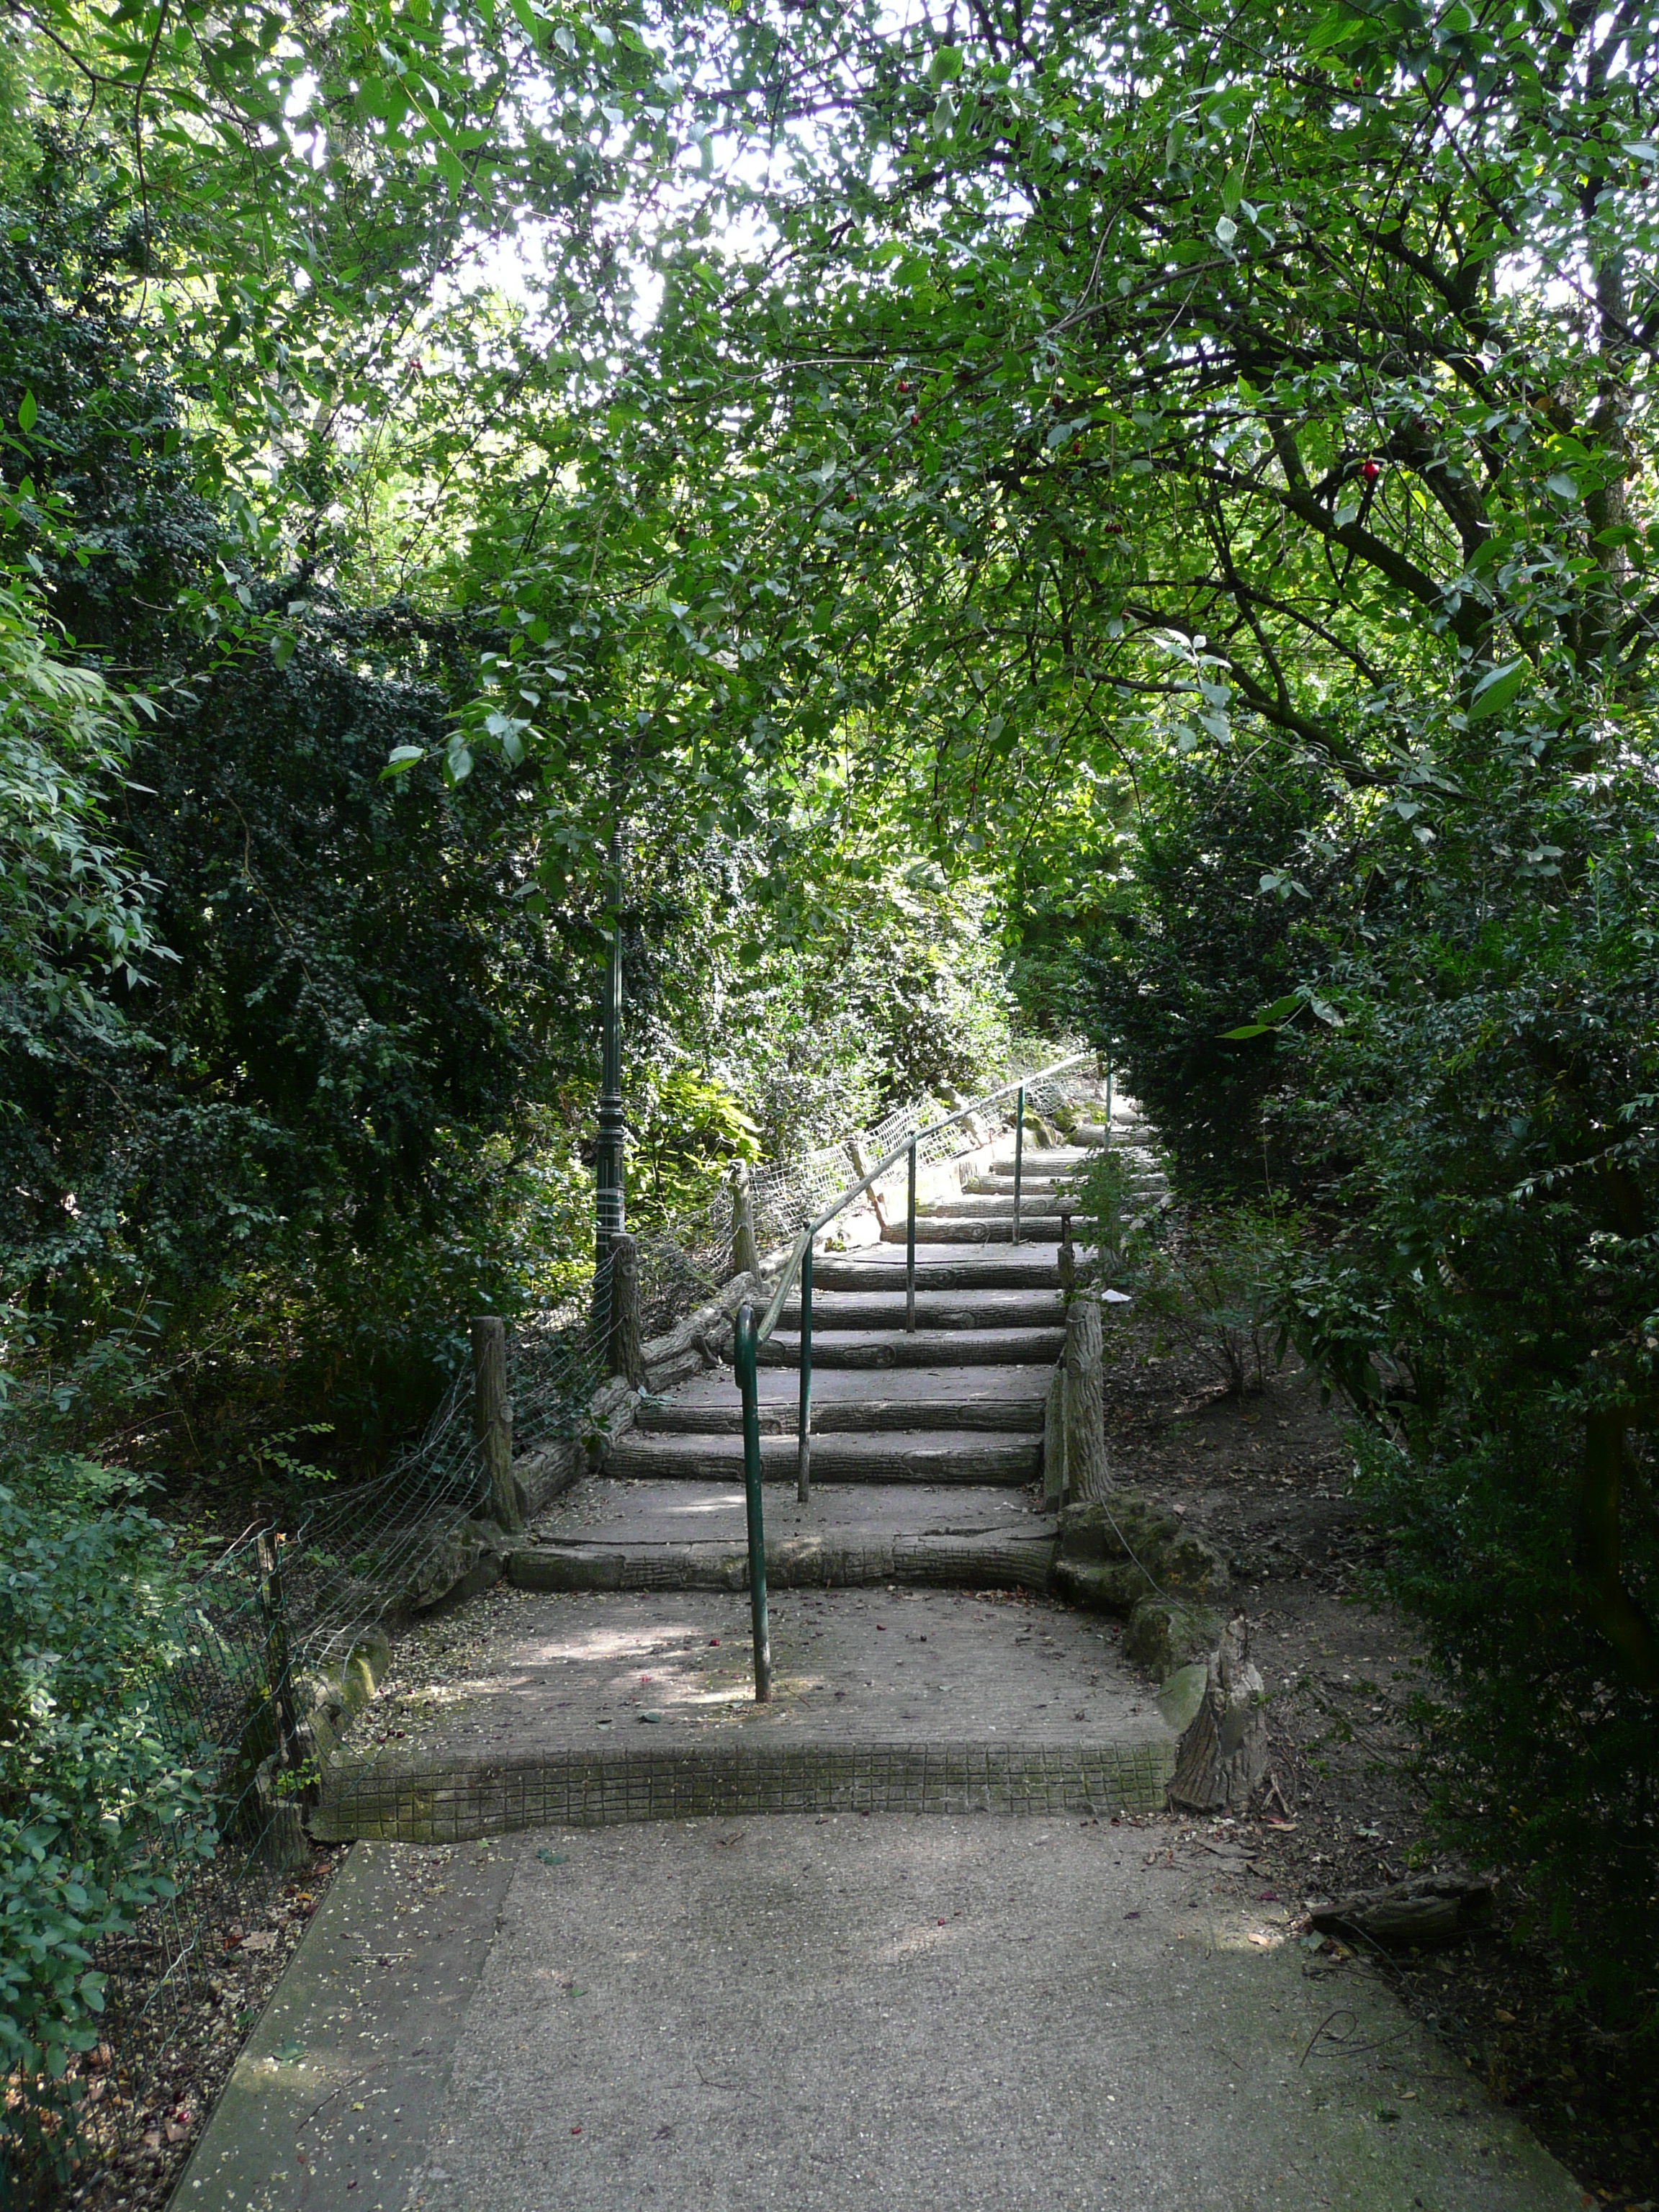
[312,1581,1179,1842]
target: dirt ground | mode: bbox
[1098,1309,1658,2212]
[59,1848,347,2212]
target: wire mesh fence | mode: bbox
[6,1043,1102,2204]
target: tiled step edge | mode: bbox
[311,1738,1177,1842]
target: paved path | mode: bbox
[186,1086,1582,2207]
[180,1818,1581,2211]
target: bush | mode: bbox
[1264,747,1659,2020]
[0,1459,215,2180]
[1069,752,1352,1194]
[1137,1206,1292,1398]
[1051,714,1659,2019]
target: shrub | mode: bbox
[1069,752,1352,1194]
[1137,1205,1292,1398]
[0,1460,215,2181]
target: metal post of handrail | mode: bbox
[595,830,626,1308]
[1012,1084,1026,1246]
[796,1235,813,1503]
[1105,1056,1114,1141]
[905,1137,917,1332]
[734,1303,771,1701]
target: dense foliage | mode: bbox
[0,1457,212,2172]
[2,0,1659,2112]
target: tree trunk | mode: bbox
[1042,1360,1067,1511]
[729,1161,759,1280]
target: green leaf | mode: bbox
[271,632,297,670]
[17,390,37,432]
[1305,10,1366,50]
[1467,661,1528,720]
[927,44,964,85]
[1545,472,1580,502]
[1220,1022,1274,1039]
[379,745,426,780]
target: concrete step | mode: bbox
[988,1148,1092,1174]
[778,1287,1064,1331]
[972,1161,1161,1187]
[760,1325,1066,1365]
[312,1587,1179,1841]
[639,1367,1050,1434]
[883,1217,1073,1244]
[811,1254,1060,1291]
[509,1527,1058,1594]
[936,1193,1074,1220]
[315,1737,1173,1842]
[606,1429,1042,1485]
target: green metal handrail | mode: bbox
[730,1046,1094,1701]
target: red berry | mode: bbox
[1362,459,1380,482]
[897,380,909,392]
[911,412,921,425]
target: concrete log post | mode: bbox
[1064,1293,1109,1505]
[607,1231,645,1388]
[730,1161,759,1280]
[470,1316,521,1533]
[1041,1360,1068,1511]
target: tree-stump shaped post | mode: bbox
[730,1161,759,1280]
[607,1229,645,1387]
[1057,1203,1076,1295]
[1168,1614,1269,1814]
[470,1316,521,1532]
[1064,1292,1108,1503]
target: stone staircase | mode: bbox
[603,1096,1164,1491]
[313,1084,1206,1845]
